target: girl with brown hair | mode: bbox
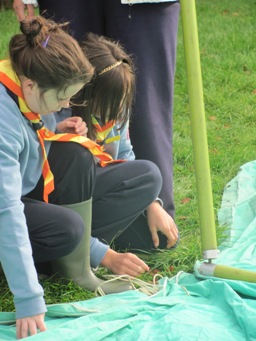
[0,16,95,338]
[56,33,178,263]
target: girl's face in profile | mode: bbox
[23,80,84,115]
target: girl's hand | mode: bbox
[101,249,149,277]
[56,117,88,136]
[146,201,178,249]
[16,314,46,339]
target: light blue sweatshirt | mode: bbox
[0,83,48,318]
[0,84,108,319]
[99,120,135,161]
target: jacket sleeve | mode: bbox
[90,237,109,268]
[0,92,46,319]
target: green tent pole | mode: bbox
[180,0,256,283]
[180,0,217,259]
[199,263,256,282]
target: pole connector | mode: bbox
[198,262,216,277]
[203,249,219,260]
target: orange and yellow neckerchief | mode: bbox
[0,60,124,202]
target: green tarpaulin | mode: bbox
[1,161,256,340]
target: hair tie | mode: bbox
[98,61,122,76]
[42,35,50,48]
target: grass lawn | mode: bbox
[0,0,256,311]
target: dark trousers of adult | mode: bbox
[24,143,163,271]
[38,0,180,218]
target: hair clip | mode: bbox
[42,35,50,48]
[98,61,122,76]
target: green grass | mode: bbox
[0,10,19,59]
[0,0,256,312]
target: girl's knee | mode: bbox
[59,209,84,255]
[139,160,163,197]
[65,143,95,171]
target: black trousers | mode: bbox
[38,0,180,218]
[24,142,164,267]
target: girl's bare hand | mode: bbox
[146,201,178,249]
[101,249,149,277]
[16,314,46,339]
[56,117,88,136]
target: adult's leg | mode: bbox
[38,0,105,41]
[92,160,162,243]
[38,0,89,41]
[103,1,180,218]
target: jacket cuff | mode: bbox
[90,237,109,268]
[143,197,163,217]
[15,295,47,319]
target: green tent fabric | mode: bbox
[1,161,256,340]
[1,274,256,341]
[195,160,256,297]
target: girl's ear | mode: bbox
[21,77,38,95]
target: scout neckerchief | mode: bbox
[92,116,120,145]
[0,60,123,202]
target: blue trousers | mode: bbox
[38,0,180,218]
